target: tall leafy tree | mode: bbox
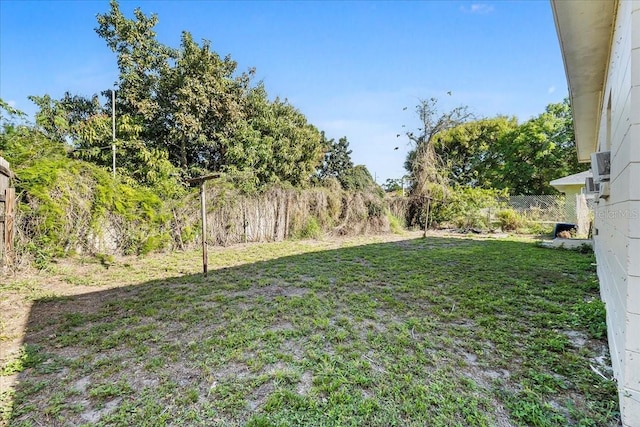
[158,32,249,172]
[40,0,323,189]
[315,135,379,191]
[382,178,404,194]
[23,1,330,190]
[228,85,323,188]
[428,99,581,194]
[432,116,518,187]
[341,164,378,191]
[27,93,178,187]
[1,99,67,168]
[317,134,355,186]
[95,1,249,174]
[95,1,175,122]
[496,99,581,194]
[28,94,76,143]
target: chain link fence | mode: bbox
[500,195,566,223]
[498,194,594,236]
[388,193,595,235]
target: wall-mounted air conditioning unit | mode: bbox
[591,151,611,182]
[585,176,600,193]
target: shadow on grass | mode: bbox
[7,236,619,426]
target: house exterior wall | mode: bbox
[593,1,640,424]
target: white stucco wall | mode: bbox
[593,1,640,424]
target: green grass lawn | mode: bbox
[0,233,619,426]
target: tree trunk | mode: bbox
[180,140,188,169]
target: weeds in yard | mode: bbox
[0,233,618,426]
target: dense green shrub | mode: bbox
[387,212,404,234]
[521,221,554,236]
[437,186,507,228]
[403,185,507,230]
[572,299,607,339]
[14,155,184,262]
[496,208,524,231]
[294,217,322,239]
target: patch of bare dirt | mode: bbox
[563,330,588,348]
[351,257,372,267]
[0,271,125,406]
[296,371,313,396]
[248,381,275,410]
[229,283,310,299]
[80,397,121,423]
[281,339,305,361]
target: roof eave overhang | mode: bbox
[550,183,581,193]
[551,0,617,162]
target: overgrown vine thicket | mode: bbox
[0,2,394,265]
[397,97,584,232]
[1,108,391,266]
[12,170,390,266]
[1,134,391,267]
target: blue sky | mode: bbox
[0,0,567,184]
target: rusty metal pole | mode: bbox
[4,188,15,267]
[200,181,208,277]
